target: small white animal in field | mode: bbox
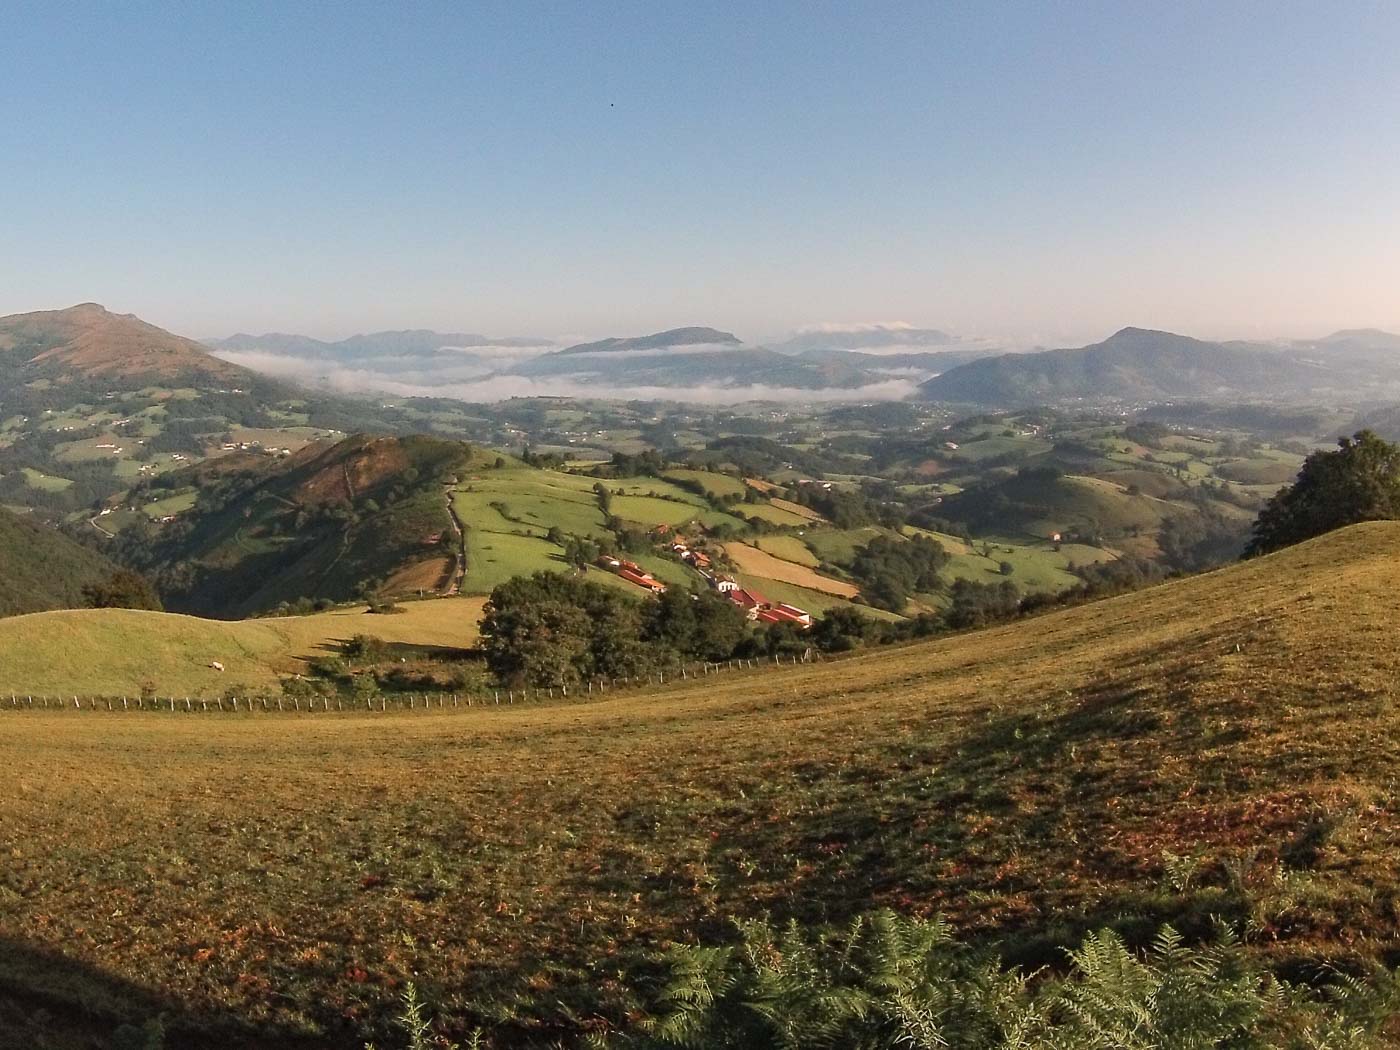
[210,661,225,671]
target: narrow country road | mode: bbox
[442,483,467,595]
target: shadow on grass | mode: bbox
[0,937,329,1050]
[690,630,1300,965]
[301,638,479,662]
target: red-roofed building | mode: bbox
[724,587,767,619]
[619,568,667,594]
[773,603,813,626]
[758,603,813,628]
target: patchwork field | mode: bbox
[754,534,821,566]
[724,541,860,597]
[461,531,566,594]
[738,501,814,526]
[2,525,1398,1048]
[661,467,747,500]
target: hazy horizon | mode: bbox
[5,2,1400,343]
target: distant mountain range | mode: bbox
[491,324,996,391]
[551,326,740,356]
[919,326,1400,405]
[210,322,964,393]
[511,326,887,389]
[9,306,1400,407]
[209,329,552,359]
[771,325,956,354]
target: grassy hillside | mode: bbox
[3,524,1400,1046]
[0,506,123,616]
[0,302,252,387]
[0,597,484,696]
[120,434,470,616]
[452,461,749,595]
[937,466,1172,543]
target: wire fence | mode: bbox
[0,650,823,716]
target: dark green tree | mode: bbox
[811,606,878,652]
[563,534,600,571]
[1246,430,1400,556]
[82,569,163,611]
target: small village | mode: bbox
[594,533,814,629]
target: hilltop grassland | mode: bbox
[0,597,484,696]
[4,524,1400,1046]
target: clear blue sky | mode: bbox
[3,1,1398,345]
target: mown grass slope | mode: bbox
[0,597,484,696]
[3,523,1400,1047]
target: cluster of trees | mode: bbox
[698,435,853,477]
[480,573,752,687]
[1248,430,1400,556]
[783,479,911,532]
[944,577,1021,628]
[593,448,669,478]
[82,569,163,611]
[848,534,950,611]
[1159,509,1250,572]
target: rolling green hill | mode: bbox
[0,506,123,616]
[935,465,1172,541]
[2,523,1399,1046]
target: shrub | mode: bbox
[1248,430,1400,556]
[606,910,1400,1049]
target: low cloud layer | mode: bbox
[795,321,915,333]
[553,342,751,361]
[213,348,921,404]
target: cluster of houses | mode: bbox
[706,573,813,629]
[594,536,813,630]
[220,440,293,456]
[668,539,711,569]
[594,555,668,594]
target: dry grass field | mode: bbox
[723,541,861,597]
[0,597,485,697]
[4,524,1400,1046]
